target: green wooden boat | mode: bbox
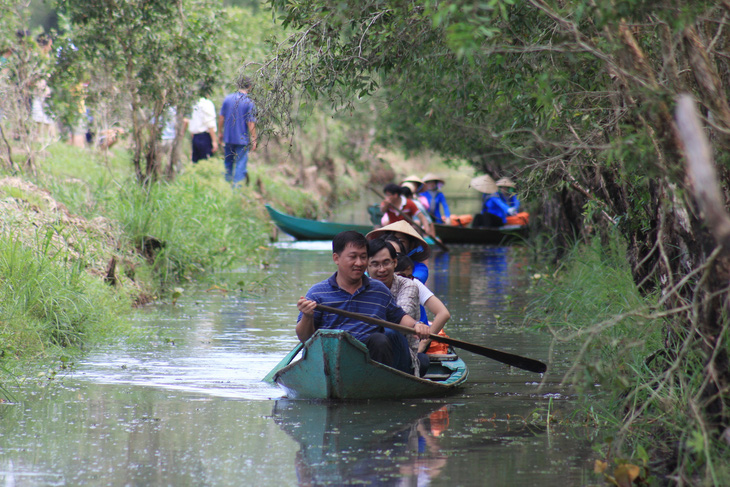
[264,330,468,400]
[265,204,374,240]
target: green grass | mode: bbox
[110,160,273,286]
[0,144,275,376]
[0,231,132,360]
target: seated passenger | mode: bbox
[367,237,429,376]
[296,231,430,374]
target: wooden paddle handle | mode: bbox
[315,303,548,374]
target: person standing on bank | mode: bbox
[218,75,257,187]
[187,87,218,163]
[296,231,431,374]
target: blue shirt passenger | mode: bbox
[296,231,431,373]
[482,194,511,225]
[299,273,406,343]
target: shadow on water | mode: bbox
[0,244,598,486]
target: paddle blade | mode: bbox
[432,335,547,374]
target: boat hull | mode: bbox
[265,204,373,240]
[434,223,527,245]
[273,330,468,400]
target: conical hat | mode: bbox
[496,177,516,188]
[422,173,445,184]
[469,174,498,194]
[401,181,419,194]
[401,174,424,187]
[366,220,431,259]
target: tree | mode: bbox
[55,0,222,183]
[0,0,57,172]
[260,0,730,477]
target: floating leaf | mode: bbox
[613,464,640,487]
[594,460,608,474]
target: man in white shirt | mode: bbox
[187,94,218,163]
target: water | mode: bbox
[0,245,597,486]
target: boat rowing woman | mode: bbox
[469,174,514,228]
[366,220,431,284]
[367,237,429,376]
[496,177,520,212]
[495,177,530,226]
[421,174,452,225]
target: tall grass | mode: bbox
[0,230,131,360]
[110,161,273,287]
[528,235,730,484]
[35,148,275,293]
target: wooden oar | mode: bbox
[316,304,547,374]
[368,186,450,252]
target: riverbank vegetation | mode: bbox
[254,0,730,483]
[0,0,381,373]
[4,0,730,482]
[529,234,729,484]
[0,143,277,371]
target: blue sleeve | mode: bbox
[483,196,510,221]
[412,262,429,284]
[437,193,451,217]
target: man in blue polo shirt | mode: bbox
[297,231,430,373]
[218,74,257,187]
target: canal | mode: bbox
[0,243,598,486]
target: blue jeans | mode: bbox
[224,143,249,186]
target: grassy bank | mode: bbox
[0,143,321,375]
[528,236,730,484]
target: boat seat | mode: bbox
[427,353,458,363]
[423,373,452,381]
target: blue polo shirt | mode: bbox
[298,273,407,342]
[220,92,256,145]
[421,191,451,223]
[482,194,511,224]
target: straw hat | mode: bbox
[496,177,516,188]
[400,174,425,190]
[422,173,445,184]
[366,220,431,259]
[469,174,498,194]
[401,181,419,194]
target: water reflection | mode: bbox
[273,400,451,486]
[0,245,598,486]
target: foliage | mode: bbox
[260,0,730,481]
[528,235,730,483]
[110,161,273,287]
[54,0,223,182]
[0,0,57,172]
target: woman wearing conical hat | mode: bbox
[367,220,431,284]
[470,174,515,227]
[421,173,451,225]
[496,177,520,212]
